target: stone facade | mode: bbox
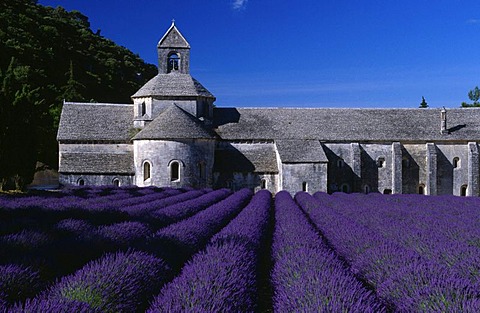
[57,22,480,196]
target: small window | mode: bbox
[336,159,344,168]
[168,53,180,72]
[112,178,120,187]
[171,161,180,181]
[453,157,460,169]
[302,182,308,192]
[383,189,392,194]
[143,161,151,181]
[340,183,350,193]
[141,102,146,116]
[261,179,267,190]
[461,185,468,196]
[377,157,386,168]
[364,185,370,194]
[78,178,85,186]
[418,184,425,195]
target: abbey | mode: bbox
[57,22,480,196]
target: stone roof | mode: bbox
[59,153,134,174]
[133,105,215,140]
[214,108,480,142]
[276,140,328,163]
[158,22,190,48]
[57,102,133,142]
[214,143,278,173]
[132,73,215,98]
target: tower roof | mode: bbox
[157,21,190,48]
[133,104,215,140]
[131,72,215,98]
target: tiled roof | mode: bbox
[276,140,328,163]
[214,108,480,142]
[214,143,278,173]
[59,153,134,174]
[133,105,215,140]
[57,102,133,142]
[132,73,214,98]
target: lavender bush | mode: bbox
[148,188,252,268]
[45,250,171,313]
[148,190,272,312]
[273,191,386,312]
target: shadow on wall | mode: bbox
[401,148,420,194]
[437,148,453,195]
[323,145,359,193]
[213,144,255,189]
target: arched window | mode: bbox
[261,179,267,190]
[170,161,180,181]
[418,184,425,195]
[336,159,344,168]
[302,182,308,192]
[112,178,120,187]
[453,157,460,168]
[377,157,386,168]
[143,161,151,181]
[168,53,180,72]
[364,185,370,194]
[78,178,85,186]
[340,183,350,193]
[141,102,146,116]
[461,185,468,196]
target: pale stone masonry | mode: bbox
[57,22,480,196]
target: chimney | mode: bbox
[440,107,448,134]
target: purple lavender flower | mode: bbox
[46,250,171,313]
[0,264,42,305]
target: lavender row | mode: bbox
[297,192,480,312]
[148,190,272,312]
[147,188,232,229]
[323,192,480,289]
[10,250,171,313]
[117,189,207,218]
[273,191,385,312]
[146,188,253,269]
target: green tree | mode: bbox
[0,57,42,190]
[419,96,428,108]
[461,86,480,107]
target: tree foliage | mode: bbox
[419,96,428,108]
[461,86,480,107]
[0,0,157,189]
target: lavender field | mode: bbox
[1,186,480,312]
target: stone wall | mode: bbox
[59,174,134,187]
[281,163,327,195]
[134,139,215,188]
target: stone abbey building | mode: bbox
[57,22,480,196]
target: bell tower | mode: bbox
[157,20,190,74]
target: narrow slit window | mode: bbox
[461,185,467,196]
[302,182,308,192]
[143,162,151,181]
[171,161,180,181]
[453,157,460,168]
[261,179,267,189]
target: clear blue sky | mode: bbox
[38,0,480,108]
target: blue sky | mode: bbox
[38,0,480,108]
